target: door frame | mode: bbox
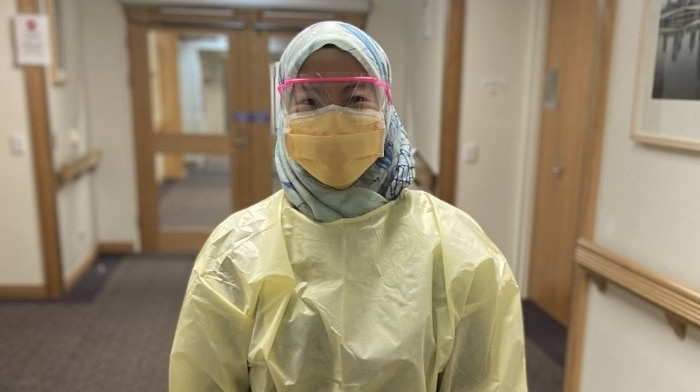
[14,0,64,299]
[525,0,615,326]
[563,1,617,390]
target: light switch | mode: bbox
[8,131,28,156]
[462,142,479,165]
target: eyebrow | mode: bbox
[294,82,373,97]
[342,83,373,95]
[278,76,388,93]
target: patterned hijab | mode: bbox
[274,21,415,222]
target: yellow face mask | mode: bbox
[284,105,386,189]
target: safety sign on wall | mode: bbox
[13,14,51,66]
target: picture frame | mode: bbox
[631,0,700,152]
[45,0,67,85]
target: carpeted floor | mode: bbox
[158,157,231,229]
[0,255,192,392]
[0,255,564,392]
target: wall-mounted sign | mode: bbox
[13,14,51,66]
[232,111,271,123]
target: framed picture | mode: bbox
[631,0,700,152]
[45,0,67,84]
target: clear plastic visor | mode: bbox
[278,75,392,113]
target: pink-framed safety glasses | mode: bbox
[277,76,393,113]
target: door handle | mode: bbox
[551,165,563,178]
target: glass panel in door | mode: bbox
[147,29,233,249]
[155,152,230,231]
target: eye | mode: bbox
[347,92,378,109]
[345,84,379,109]
[290,88,323,112]
[296,97,322,111]
[348,95,368,104]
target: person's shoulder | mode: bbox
[188,191,289,312]
[403,189,481,226]
[202,191,284,252]
[403,189,502,257]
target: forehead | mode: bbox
[297,46,368,76]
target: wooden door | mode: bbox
[528,0,609,325]
[125,6,366,253]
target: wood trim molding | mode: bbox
[98,242,136,255]
[64,247,99,291]
[563,264,590,392]
[576,239,700,331]
[18,0,64,299]
[564,238,700,391]
[125,6,247,26]
[159,231,209,252]
[127,22,159,251]
[437,0,465,204]
[579,0,617,238]
[153,134,230,154]
[0,286,47,300]
[55,150,102,188]
[564,1,617,390]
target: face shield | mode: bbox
[277,75,392,114]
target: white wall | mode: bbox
[0,1,44,285]
[595,0,700,289]
[47,0,99,279]
[81,0,139,248]
[1,0,137,288]
[367,0,447,173]
[365,0,408,134]
[581,286,700,392]
[369,0,546,283]
[401,0,447,172]
[454,0,546,281]
[581,0,700,390]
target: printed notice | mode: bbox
[13,14,51,66]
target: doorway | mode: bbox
[125,6,366,252]
[527,0,614,325]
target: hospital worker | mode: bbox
[169,20,528,392]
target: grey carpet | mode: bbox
[158,158,231,230]
[525,339,563,391]
[0,255,563,392]
[0,256,192,392]
[157,157,281,230]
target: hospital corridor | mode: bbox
[2,0,699,391]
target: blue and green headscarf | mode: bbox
[275,21,415,222]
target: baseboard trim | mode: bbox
[0,286,46,300]
[64,247,99,291]
[98,241,135,255]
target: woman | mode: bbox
[170,21,527,391]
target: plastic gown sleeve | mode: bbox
[432,197,527,391]
[169,223,259,391]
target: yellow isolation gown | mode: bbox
[169,189,527,391]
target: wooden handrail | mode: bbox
[575,238,700,338]
[55,150,101,188]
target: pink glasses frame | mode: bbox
[277,76,393,104]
